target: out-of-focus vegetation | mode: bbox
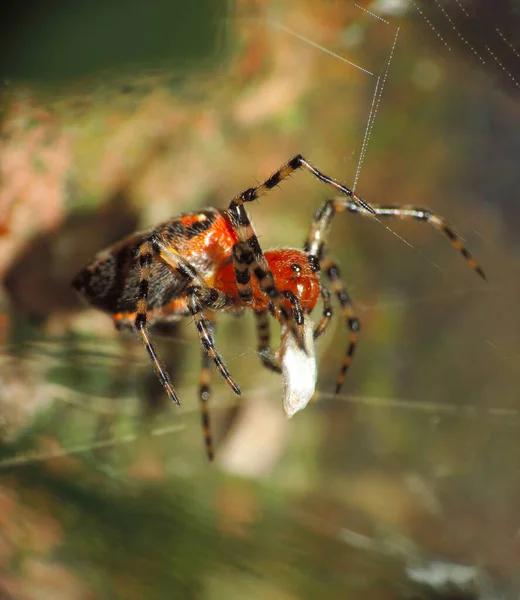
[1,1,520,598]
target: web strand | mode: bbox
[353,26,400,192]
[270,21,374,76]
[410,0,453,52]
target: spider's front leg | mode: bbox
[254,310,282,374]
[225,154,376,350]
[306,197,487,280]
[304,212,361,395]
[230,238,306,351]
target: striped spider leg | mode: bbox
[135,234,240,409]
[254,310,283,374]
[303,196,487,395]
[253,283,333,374]
[319,252,360,395]
[227,154,375,352]
[199,316,216,460]
[308,197,487,280]
[313,285,333,340]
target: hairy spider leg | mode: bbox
[230,240,255,306]
[312,198,487,280]
[156,236,240,396]
[135,239,180,405]
[227,155,376,351]
[199,320,215,461]
[254,285,328,374]
[282,290,305,325]
[304,195,487,395]
[254,310,282,373]
[313,285,333,340]
[320,253,360,395]
[187,284,241,397]
[304,197,361,394]
[231,237,305,351]
[135,235,240,406]
[235,154,375,214]
[113,298,190,331]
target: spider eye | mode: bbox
[291,263,302,273]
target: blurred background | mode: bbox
[1,1,520,598]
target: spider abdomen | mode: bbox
[73,209,238,315]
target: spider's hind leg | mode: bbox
[199,322,215,461]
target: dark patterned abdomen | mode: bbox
[72,232,187,314]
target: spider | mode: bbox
[72,154,486,460]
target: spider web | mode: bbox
[1,2,520,598]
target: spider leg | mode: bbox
[306,198,487,280]
[254,310,282,373]
[313,285,333,340]
[231,240,255,306]
[152,233,240,397]
[226,154,374,349]
[187,285,241,397]
[229,154,375,215]
[282,290,305,325]
[232,240,305,351]
[199,321,215,461]
[254,292,309,374]
[135,239,180,405]
[135,234,236,405]
[113,298,189,331]
[320,252,360,396]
